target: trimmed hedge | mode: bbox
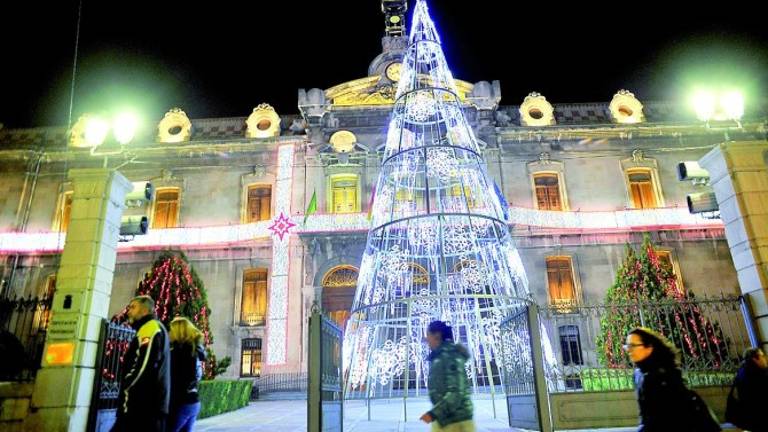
[579,368,734,392]
[198,379,253,419]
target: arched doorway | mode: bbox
[321,265,359,330]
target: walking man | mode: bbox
[111,295,171,432]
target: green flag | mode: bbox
[304,190,317,224]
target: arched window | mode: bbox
[322,265,359,329]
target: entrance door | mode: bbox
[321,266,358,330]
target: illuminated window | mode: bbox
[240,338,262,377]
[546,257,577,307]
[627,168,659,209]
[55,192,73,232]
[330,175,358,214]
[246,185,272,222]
[241,269,268,326]
[152,188,180,228]
[450,184,475,208]
[533,173,562,211]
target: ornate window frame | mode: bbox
[327,173,361,214]
[544,255,583,309]
[151,187,182,229]
[621,150,665,209]
[527,155,569,211]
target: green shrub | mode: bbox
[579,368,634,391]
[578,368,734,392]
[198,379,253,419]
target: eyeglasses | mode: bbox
[623,343,646,350]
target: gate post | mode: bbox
[527,304,553,432]
[26,168,131,432]
[307,303,343,432]
[308,304,322,431]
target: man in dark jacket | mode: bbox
[112,295,170,432]
[420,320,475,431]
[729,347,768,431]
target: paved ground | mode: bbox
[195,398,640,432]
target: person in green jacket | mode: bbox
[420,320,475,432]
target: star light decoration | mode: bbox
[268,212,296,241]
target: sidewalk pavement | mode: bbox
[195,398,645,432]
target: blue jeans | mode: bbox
[169,402,201,432]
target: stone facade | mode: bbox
[1,30,766,379]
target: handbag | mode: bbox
[686,389,721,432]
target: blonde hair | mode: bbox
[169,317,203,347]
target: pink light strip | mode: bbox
[0,207,723,254]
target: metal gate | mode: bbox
[500,303,551,431]
[87,320,136,432]
[308,303,343,432]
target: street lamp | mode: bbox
[691,89,744,125]
[82,110,141,153]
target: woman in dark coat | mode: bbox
[625,327,720,432]
[168,317,207,432]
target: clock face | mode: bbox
[386,62,402,82]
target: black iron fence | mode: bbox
[254,372,308,394]
[87,320,136,432]
[537,294,752,393]
[0,295,52,381]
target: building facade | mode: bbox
[1,9,764,379]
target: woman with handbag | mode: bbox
[625,327,721,432]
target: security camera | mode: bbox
[120,215,148,236]
[686,192,718,214]
[125,182,153,208]
[677,162,710,183]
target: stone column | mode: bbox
[700,141,768,349]
[26,169,131,432]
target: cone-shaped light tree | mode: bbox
[596,236,729,369]
[343,0,536,397]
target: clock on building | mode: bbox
[385,62,402,82]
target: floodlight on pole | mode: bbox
[691,88,744,123]
[692,90,716,122]
[84,117,109,147]
[113,112,139,145]
[721,91,744,121]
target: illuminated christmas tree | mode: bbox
[116,251,229,378]
[343,0,535,396]
[597,236,729,369]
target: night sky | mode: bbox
[2,0,767,129]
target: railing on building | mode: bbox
[0,295,52,381]
[536,294,752,393]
